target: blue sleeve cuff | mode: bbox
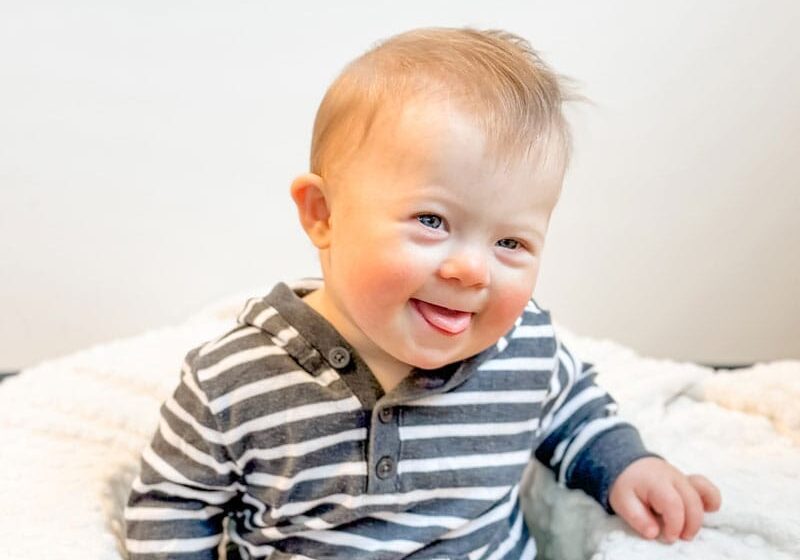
[566,423,660,514]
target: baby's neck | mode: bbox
[362,355,410,394]
[301,289,411,394]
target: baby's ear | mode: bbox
[290,173,332,249]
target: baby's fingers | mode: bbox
[613,491,660,540]
[649,485,685,543]
[688,474,722,512]
[676,479,704,540]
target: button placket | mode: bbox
[367,401,401,493]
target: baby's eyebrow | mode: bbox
[397,185,454,202]
[504,226,544,245]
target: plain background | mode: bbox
[1,0,798,371]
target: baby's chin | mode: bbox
[407,357,458,372]
[396,334,504,372]
[402,346,482,372]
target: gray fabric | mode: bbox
[126,280,652,559]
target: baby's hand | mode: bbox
[609,457,721,542]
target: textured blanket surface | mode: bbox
[1,288,798,560]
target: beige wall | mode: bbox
[1,0,798,370]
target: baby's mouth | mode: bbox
[410,299,473,335]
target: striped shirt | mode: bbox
[125,280,653,559]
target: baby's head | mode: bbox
[311,26,572,186]
[291,27,574,376]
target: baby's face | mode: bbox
[319,100,563,373]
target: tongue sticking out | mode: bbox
[413,299,472,335]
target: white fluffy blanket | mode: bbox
[1,289,798,560]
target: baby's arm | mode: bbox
[533,337,657,513]
[125,351,241,559]
[533,335,721,540]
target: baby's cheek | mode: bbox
[492,281,536,328]
[346,246,420,303]
[353,253,405,287]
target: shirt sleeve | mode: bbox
[533,335,659,513]
[125,351,242,559]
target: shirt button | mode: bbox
[376,456,395,479]
[327,346,350,369]
[378,407,394,424]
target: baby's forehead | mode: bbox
[356,96,566,180]
[336,112,563,211]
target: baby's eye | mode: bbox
[496,238,522,250]
[417,214,443,229]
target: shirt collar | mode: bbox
[237,279,499,408]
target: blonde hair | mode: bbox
[310,27,578,181]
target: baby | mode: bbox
[125,27,721,559]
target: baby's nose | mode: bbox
[438,248,490,288]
